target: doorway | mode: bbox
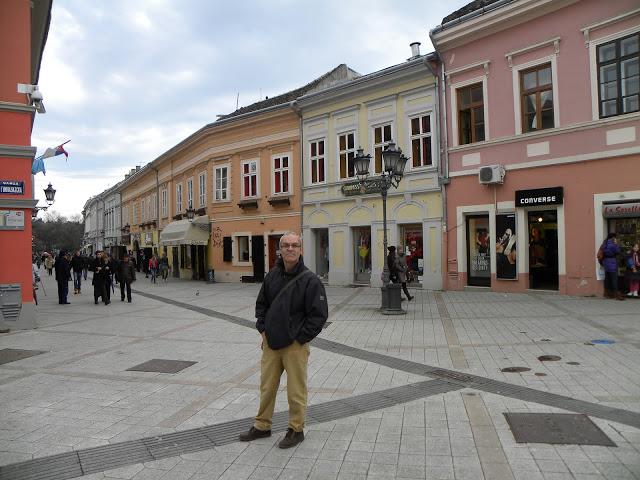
[252,235,265,282]
[268,235,281,271]
[172,246,179,278]
[314,228,329,280]
[528,210,558,290]
[400,224,423,284]
[352,226,371,284]
[466,215,491,287]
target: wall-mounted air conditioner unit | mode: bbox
[478,165,505,184]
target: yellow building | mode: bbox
[298,47,443,289]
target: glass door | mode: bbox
[353,227,371,284]
[314,228,329,280]
[400,224,423,284]
[466,215,491,286]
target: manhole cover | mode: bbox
[567,361,580,365]
[501,367,531,373]
[538,355,561,361]
[504,413,616,446]
[591,339,615,345]
[127,359,197,374]
[0,348,47,365]
[534,372,547,376]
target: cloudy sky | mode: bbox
[33,0,469,218]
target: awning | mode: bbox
[159,216,210,246]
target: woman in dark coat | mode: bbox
[602,233,624,300]
[54,251,71,304]
[91,252,110,305]
[116,254,136,303]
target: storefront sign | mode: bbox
[144,233,152,244]
[0,210,25,230]
[516,187,563,207]
[602,202,640,218]
[0,180,24,195]
[496,213,517,280]
[341,180,381,196]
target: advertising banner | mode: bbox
[496,213,517,280]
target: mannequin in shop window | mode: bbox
[530,227,546,267]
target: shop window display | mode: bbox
[401,225,423,283]
[609,218,640,275]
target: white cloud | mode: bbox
[131,12,153,31]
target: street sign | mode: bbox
[0,180,24,195]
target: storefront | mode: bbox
[602,200,640,288]
[159,216,210,280]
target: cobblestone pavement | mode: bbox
[0,271,639,479]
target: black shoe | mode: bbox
[121,297,125,302]
[239,426,271,442]
[104,301,110,305]
[95,300,99,305]
[127,299,131,303]
[408,296,414,301]
[278,428,304,449]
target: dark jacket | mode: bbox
[255,256,328,350]
[602,239,620,273]
[54,256,71,282]
[117,260,136,283]
[70,255,84,272]
[91,257,109,285]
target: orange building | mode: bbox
[0,0,52,330]
[118,66,356,282]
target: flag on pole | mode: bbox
[32,141,70,175]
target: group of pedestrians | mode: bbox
[599,232,640,299]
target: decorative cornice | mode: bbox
[0,101,35,113]
[0,145,37,159]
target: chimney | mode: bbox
[136,165,141,171]
[410,42,421,59]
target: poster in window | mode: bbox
[496,213,517,280]
[468,217,490,280]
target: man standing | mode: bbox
[117,253,136,302]
[70,250,84,294]
[239,232,328,449]
[91,251,110,305]
[54,250,71,304]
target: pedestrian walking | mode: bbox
[601,232,625,301]
[70,250,84,294]
[116,253,136,302]
[82,254,90,281]
[54,250,71,304]
[149,255,158,283]
[44,254,54,276]
[91,251,110,305]
[626,243,639,297]
[395,250,414,301]
[387,245,399,283]
[239,232,328,449]
[159,253,169,282]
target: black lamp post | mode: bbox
[185,206,196,222]
[353,141,408,314]
[32,182,57,218]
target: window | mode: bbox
[520,63,554,132]
[411,115,432,168]
[140,199,145,223]
[187,178,194,209]
[198,172,206,207]
[132,204,137,224]
[215,166,228,201]
[237,235,250,262]
[161,189,167,218]
[309,139,325,184]
[242,160,258,198]
[151,193,157,219]
[273,154,290,194]
[597,32,639,118]
[373,124,392,173]
[457,83,485,144]
[176,183,182,213]
[146,197,151,220]
[338,132,356,179]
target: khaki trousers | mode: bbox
[254,340,310,432]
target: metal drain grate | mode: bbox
[0,348,47,365]
[126,359,197,374]
[505,413,616,446]
[0,379,461,480]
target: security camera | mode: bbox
[33,99,46,114]
[30,89,43,101]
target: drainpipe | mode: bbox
[290,100,304,236]
[151,166,160,255]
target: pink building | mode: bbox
[431,0,639,296]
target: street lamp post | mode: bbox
[32,182,56,218]
[185,207,196,222]
[353,141,408,314]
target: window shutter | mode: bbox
[223,237,232,262]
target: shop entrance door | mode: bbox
[172,246,179,278]
[268,235,280,271]
[353,227,371,284]
[314,228,329,280]
[400,224,423,284]
[252,235,265,282]
[466,215,491,287]
[528,210,558,290]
